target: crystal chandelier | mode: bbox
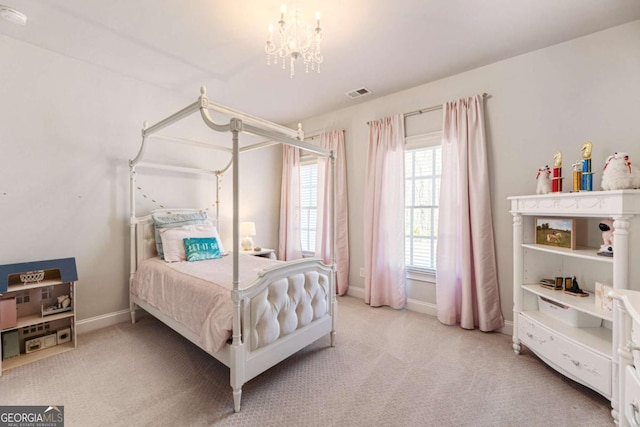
[265,4,323,78]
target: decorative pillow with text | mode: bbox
[184,237,222,262]
[159,223,225,262]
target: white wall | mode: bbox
[2,20,638,329]
[299,20,640,322]
[0,35,282,323]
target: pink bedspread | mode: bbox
[131,255,281,353]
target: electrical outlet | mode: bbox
[359,267,365,277]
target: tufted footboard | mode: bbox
[229,258,336,412]
[249,269,330,351]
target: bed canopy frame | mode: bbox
[128,86,336,412]
[130,86,336,286]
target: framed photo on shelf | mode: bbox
[534,217,576,249]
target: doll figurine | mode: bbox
[536,165,552,195]
[598,218,614,257]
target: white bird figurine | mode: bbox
[601,152,640,190]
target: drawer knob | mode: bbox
[561,352,581,367]
[522,330,546,344]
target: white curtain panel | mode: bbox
[364,115,406,309]
[278,145,303,261]
[317,130,350,295]
[436,95,504,331]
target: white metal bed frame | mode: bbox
[129,86,337,412]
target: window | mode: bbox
[300,159,318,254]
[41,285,54,300]
[405,132,442,271]
[15,290,30,304]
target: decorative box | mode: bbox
[595,282,613,312]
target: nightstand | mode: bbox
[243,249,276,259]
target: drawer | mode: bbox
[518,314,611,396]
[633,322,640,369]
[519,313,556,361]
[625,366,640,427]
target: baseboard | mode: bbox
[78,294,514,337]
[346,285,365,299]
[498,320,514,336]
[345,286,512,336]
[76,309,131,335]
[347,287,435,315]
[406,299,437,317]
[347,286,436,316]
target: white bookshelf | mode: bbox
[510,190,640,424]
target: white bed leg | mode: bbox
[130,303,137,324]
[330,294,337,347]
[233,388,242,413]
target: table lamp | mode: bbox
[240,222,256,251]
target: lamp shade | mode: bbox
[239,222,256,237]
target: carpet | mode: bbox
[0,296,613,426]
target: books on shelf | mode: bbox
[539,278,562,290]
[537,278,590,297]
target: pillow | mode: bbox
[159,223,226,262]
[152,211,208,259]
[184,237,222,262]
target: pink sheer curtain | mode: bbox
[364,115,406,309]
[278,145,302,261]
[317,130,349,295]
[436,95,504,331]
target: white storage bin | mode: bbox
[538,296,602,328]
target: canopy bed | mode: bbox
[128,87,336,412]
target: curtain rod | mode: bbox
[366,92,490,125]
[303,128,346,140]
[404,92,489,118]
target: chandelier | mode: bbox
[265,4,323,78]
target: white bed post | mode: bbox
[215,172,221,225]
[329,151,337,347]
[129,166,137,323]
[129,165,137,324]
[229,118,244,413]
[230,120,241,335]
[129,124,148,325]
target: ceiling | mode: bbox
[2,0,640,124]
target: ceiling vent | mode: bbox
[346,87,371,99]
